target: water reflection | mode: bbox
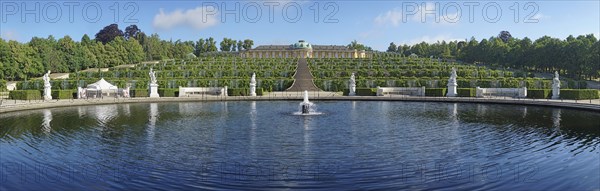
[552,109,561,128]
[250,101,257,154]
[94,105,118,126]
[42,109,52,133]
[148,103,158,140]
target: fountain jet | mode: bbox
[301,90,312,114]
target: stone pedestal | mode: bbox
[552,88,560,99]
[349,85,356,96]
[149,83,160,98]
[446,83,457,97]
[43,85,52,100]
[250,83,257,96]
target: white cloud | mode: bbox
[531,13,549,20]
[402,34,464,45]
[153,6,219,30]
[374,8,405,27]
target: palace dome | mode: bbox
[291,40,312,49]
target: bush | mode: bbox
[51,90,74,99]
[9,90,42,100]
[356,88,377,96]
[425,88,447,97]
[527,89,551,99]
[159,89,178,97]
[457,88,475,97]
[560,89,600,100]
[130,89,148,97]
[227,88,263,96]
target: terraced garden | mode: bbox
[15,57,297,92]
[309,57,587,92]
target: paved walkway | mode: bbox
[1,95,599,113]
[286,58,321,91]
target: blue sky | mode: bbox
[1,0,599,51]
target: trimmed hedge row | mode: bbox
[52,90,75,99]
[9,90,41,100]
[356,88,377,96]
[527,89,552,99]
[425,88,447,97]
[227,88,264,96]
[130,89,148,97]
[457,88,476,97]
[560,89,600,100]
[158,89,178,97]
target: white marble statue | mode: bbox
[250,73,257,96]
[43,70,52,100]
[552,71,560,99]
[43,70,51,86]
[446,67,458,97]
[349,73,356,96]
[149,68,159,98]
[149,68,157,85]
[449,67,457,84]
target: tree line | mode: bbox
[0,24,255,81]
[386,31,600,80]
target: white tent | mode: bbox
[85,78,118,98]
[87,78,118,91]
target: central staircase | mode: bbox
[286,58,321,91]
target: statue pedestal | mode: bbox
[149,83,160,98]
[250,84,256,96]
[349,85,356,96]
[552,88,560,99]
[43,85,52,100]
[446,83,457,97]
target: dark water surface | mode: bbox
[1,101,599,190]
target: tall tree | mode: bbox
[124,25,141,40]
[387,42,397,52]
[242,39,254,50]
[95,24,124,44]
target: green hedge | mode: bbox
[9,90,42,100]
[356,88,377,96]
[560,89,600,100]
[158,89,179,97]
[457,88,475,97]
[425,88,447,97]
[52,90,74,99]
[130,89,148,97]
[527,89,552,99]
[227,88,264,96]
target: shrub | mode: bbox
[356,88,377,96]
[51,90,74,99]
[9,90,41,100]
[130,89,148,97]
[560,89,600,100]
[227,88,263,96]
[159,89,178,97]
[457,88,475,97]
[425,88,447,97]
[527,89,551,99]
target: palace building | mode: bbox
[241,40,371,58]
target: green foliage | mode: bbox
[425,88,447,97]
[356,88,377,96]
[457,88,476,97]
[51,90,74,99]
[8,90,41,100]
[158,89,178,97]
[560,89,600,100]
[130,89,148,97]
[527,89,552,99]
[227,88,263,96]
